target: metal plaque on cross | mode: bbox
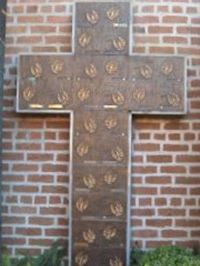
[16,2,186,266]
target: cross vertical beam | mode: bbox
[16,2,186,266]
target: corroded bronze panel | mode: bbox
[73,192,127,219]
[73,134,128,163]
[72,221,126,248]
[73,164,127,191]
[73,248,126,266]
[17,55,185,113]
[75,2,130,55]
[74,110,129,136]
[128,56,185,113]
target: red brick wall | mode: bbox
[2,0,200,256]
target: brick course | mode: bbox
[2,0,200,256]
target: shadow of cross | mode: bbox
[16,2,186,266]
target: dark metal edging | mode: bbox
[0,0,7,260]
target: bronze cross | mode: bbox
[16,2,186,266]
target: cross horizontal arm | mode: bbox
[17,54,186,114]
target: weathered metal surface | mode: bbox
[73,247,126,266]
[17,55,185,114]
[72,221,126,248]
[75,2,130,55]
[73,164,127,191]
[72,110,129,265]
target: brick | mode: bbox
[13,186,39,193]
[170,198,182,206]
[190,188,200,195]
[164,144,188,152]
[42,164,68,172]
[17,36,42,44]
[191,231,200,237]
[133,166,157,174]
[2,216,25,224]
[158,208,185,216]
[168,133,181,140]
[190,166,200,173]
[155,198,167,206]
[161,166,186,174]
[27,154,53,161]
[45,229,68,236]
[5,196,18,203]
[147,155,172,163]
[16,228,41,236]
[132,209,155,216]
[172,6,183,13]
[146,219,172,227]
[134,121,160,130]
[11,207,37,214]
[161,187,187,195]
[28,175,54,183]
[134,187,157,195]
[164,122,189,130]
[12,164,39,172]
[146,176,171,184]
[45,35,71,44]
[163,36,187,44]
[16,143,41,150]
[134,143,160,151]
[191,80,200,87]
[32,47,57,52]
[178,47,200,56]
[146,241,172,248]
[176,176,200,184]
[49,196,62,204]
[134,230,158,238]
[20,196,32,204]
[192,18,200,24]
[185,198,196,206]
[149,46,175,54]
[15,248,40,256]
[135,16,159,24]
[47,16,72,23]
[191,37,200,45]
[184,133,196,141]
[40,207,67,215]
[3,174,25,183]
[54,5,66,12]
[176,155,200,163]
[148,26,172,34]
[153,133,165,140]
[29,239,53,246]
[163,16,188,23]
[190,210,200,216]
[162,230,187,238]
[176,219,200,227]
[58,218,68,226]
[34,196,47,204]
[56,154,70,161]
[142,6,154,13]
[31,25,56,33]
[18,16,44,23]
[42,185,68,194]
[3,238,26,245]
[139,198,152,206]
[45,143,69,151]
[27,5,39,13]
[29,217,54,226]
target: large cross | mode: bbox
[16,2,186,266]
